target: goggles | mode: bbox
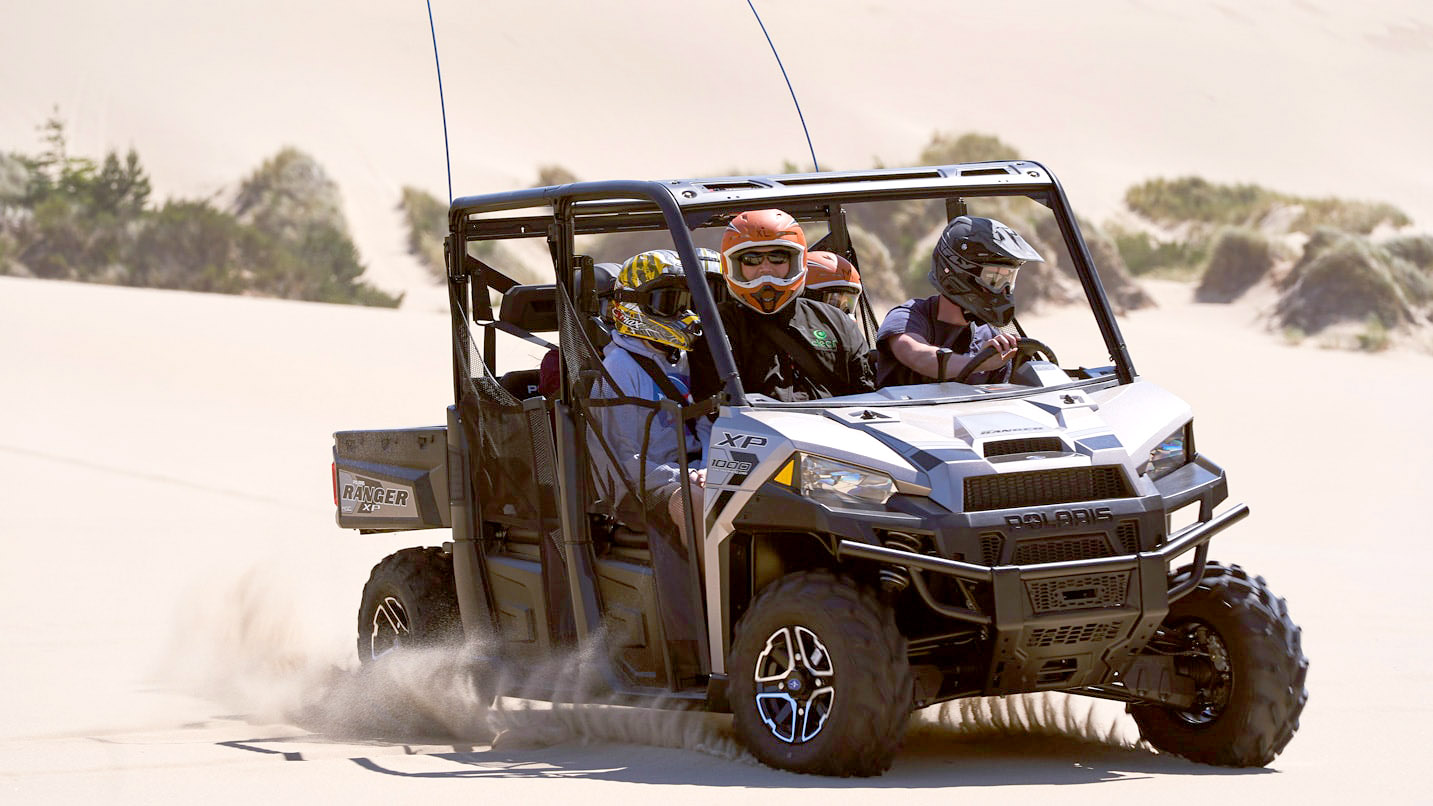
[953,252,1021,294]
[612,277,693,319]
[737,249,793,267]
[645,284,692,318]
[728,247,804,286]
[818,289,859,315]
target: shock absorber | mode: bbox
[878,531,923,593]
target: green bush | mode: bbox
[1125,176,1407,235]
[1125,177,1271,227]
[1109,226,1209,278]
[2,116,399,307]
[1196,228,1272,302]
[130,200,248,293]
[1357,314,1391,352]
[398,185,447,280]
[1275,232,1413,333]
[1385,235,1433,270]
[918,132,1022,166]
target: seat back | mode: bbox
[498,284,558,333]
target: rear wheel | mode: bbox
[1129,563,1308,766]
[357,547,461,664]
[728,570,912,776]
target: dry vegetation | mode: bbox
[0,115,400,306]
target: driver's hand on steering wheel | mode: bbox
[976,333,1019,372]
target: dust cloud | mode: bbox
[161,565,1137,765]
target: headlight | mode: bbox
[800,455,896,507]
[1143,423,1191,481]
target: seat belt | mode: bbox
[628,352,702,445]
[763,324,848,398]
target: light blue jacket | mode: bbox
[592,333,710,495]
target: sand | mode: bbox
[4,0,1433,801]
[2,274,1431,803]
[3,1,1431,310]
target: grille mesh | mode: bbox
[1013,534,1113,564]
[1116,520,1141,554]
[979,532,1004,565]
[964,466,1131,511]
[983,437,1065,457]
[1027,620,1124,648]
[1025,572,1131,613]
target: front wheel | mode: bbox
[1129,563,1308,766]
[356,547,461,664]
[728,570,912,776]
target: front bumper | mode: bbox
[837,503,1249,692]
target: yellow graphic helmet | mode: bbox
[612,249,702,351]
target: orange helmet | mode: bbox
[803,251,862,315]
[720,209,807,314]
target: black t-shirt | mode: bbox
[875,295,1009,387]
[690,297,875,403]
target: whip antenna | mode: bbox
[745,0,820,172]
[425,0,453,202]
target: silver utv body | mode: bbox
[335,161,1246,710]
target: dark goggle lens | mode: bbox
[646,286,692,317]
[737,249,791,266]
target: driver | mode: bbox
[875,215,1044,387]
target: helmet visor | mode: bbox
[641,278,694,318]
[976,262,1019,294]
[819,289,859,315]
[730,246,803,283]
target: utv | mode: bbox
[334,161,1307,776]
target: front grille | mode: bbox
[983,437,1065,457]
[1115,519,1141,553]
[979,532,1004,565]
[964,466,1131,511]
[1013,534,1114,564]
[1026,572,1131,613]
[1026,620,1124,648]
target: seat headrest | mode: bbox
[498,284,558,333]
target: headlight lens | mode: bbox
[1143,424,1190,481]
[800,455,896,507]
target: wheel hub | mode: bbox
[1173,621,1232,725]
[753,625,836,743]
[368,595,411,660]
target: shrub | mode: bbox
[233,147,346,243]
[918,132,1022,165]
[1126,176,1408,235]
[398,185,447,280]
[1385,235,1433,270]
[1109,226,1209,278]
[1274,232,1413,333]
[1196,228,1272,302]
[130,200,248,293]
[1032,215,1153,314]
[1357,314,1391,352]
[535,164,578,187]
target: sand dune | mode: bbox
[4,1,1431,308]
[2,274,1431,802]
[4,0,1433,799]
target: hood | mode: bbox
[745,381,1190,512]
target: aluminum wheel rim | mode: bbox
[753,625,836,743]
[368,595,411,660]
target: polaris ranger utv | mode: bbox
[334,161,1307,776]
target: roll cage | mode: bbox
[443,159,1137,410]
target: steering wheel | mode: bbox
[952,337,1059,384]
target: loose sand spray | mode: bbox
[161,565,1142,768]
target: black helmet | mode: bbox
[928,216,1044,326]
[584,261,622,324]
